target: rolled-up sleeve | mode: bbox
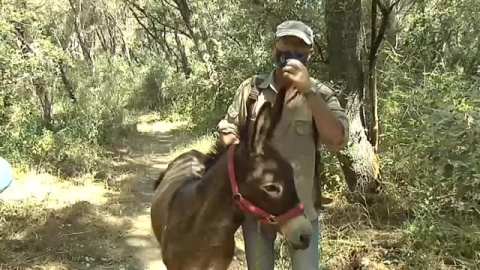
[216,78,251,136]
[314,83,350,151]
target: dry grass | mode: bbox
[317,193,408,270]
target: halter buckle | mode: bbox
[266,216,277,224]
[233,193,243,201]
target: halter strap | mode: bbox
[227,144,304,225]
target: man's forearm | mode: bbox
[305,93,345,147]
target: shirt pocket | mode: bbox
[294,119,313,136]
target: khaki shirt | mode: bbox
[216,70,349,220]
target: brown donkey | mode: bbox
[150,102,312,270]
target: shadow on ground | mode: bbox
[0,200,140,269]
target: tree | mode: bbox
[325,0,381,196]
[324,0,399,198]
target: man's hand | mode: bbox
[220,133,239,146]
[281,59,311,93]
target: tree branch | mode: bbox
[123,0,191,38]
[314,39,327,63]
[367,0,399,151]
[377,0,400,16]
[370,0,399,63]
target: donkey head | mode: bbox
[235,102,312,249]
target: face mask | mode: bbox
[275,50,308,68]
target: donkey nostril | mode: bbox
[299,234,310,248]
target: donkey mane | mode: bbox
[153,139,232,191]
[203,109,254,172]
[196,90,287,175]
[203,139,229,171]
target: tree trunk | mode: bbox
[326,0,381,195]
[68,0,94,67]
[174,22,192,76]
[34,80,54,130]
[385,0,397,47]
[369,0,379,152]
[58,61,77,103]
[368,0,398,151]
[336,94,379,194]
[173,0,218,80]
[14,22,54,130]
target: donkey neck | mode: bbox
[192,150,244,232]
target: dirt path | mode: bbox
[120,120,247,269]
[117,120,186,270]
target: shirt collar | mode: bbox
[257,69,278,93]
[258,68,316,95]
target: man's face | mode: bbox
[273,36,314,68]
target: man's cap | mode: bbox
[275,20,314,45]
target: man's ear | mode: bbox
[272,39,279,57]
[307,46,315,62]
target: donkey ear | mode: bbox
[250,102,272,155]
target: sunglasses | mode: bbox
[275,50,308,68]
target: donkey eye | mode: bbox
[261,184,283,198]
[264,185,279,192]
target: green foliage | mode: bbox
[0,0,143,175]
[377,1,480,263]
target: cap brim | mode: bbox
[276,30,312,45]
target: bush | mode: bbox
[378,46,480,266]
[0,54,145,176]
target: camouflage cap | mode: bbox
[275,20,314,45]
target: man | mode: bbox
[216,20,349,269]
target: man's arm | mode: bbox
[216,78,251,145]
[304,84,349,151]
[282,59,349,151]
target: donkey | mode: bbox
[150,102,312,270]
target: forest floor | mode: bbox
[0,113,413,270]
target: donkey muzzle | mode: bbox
[279,214,313,250]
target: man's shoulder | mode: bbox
[237,72,270,92]
[309,77,340,98]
